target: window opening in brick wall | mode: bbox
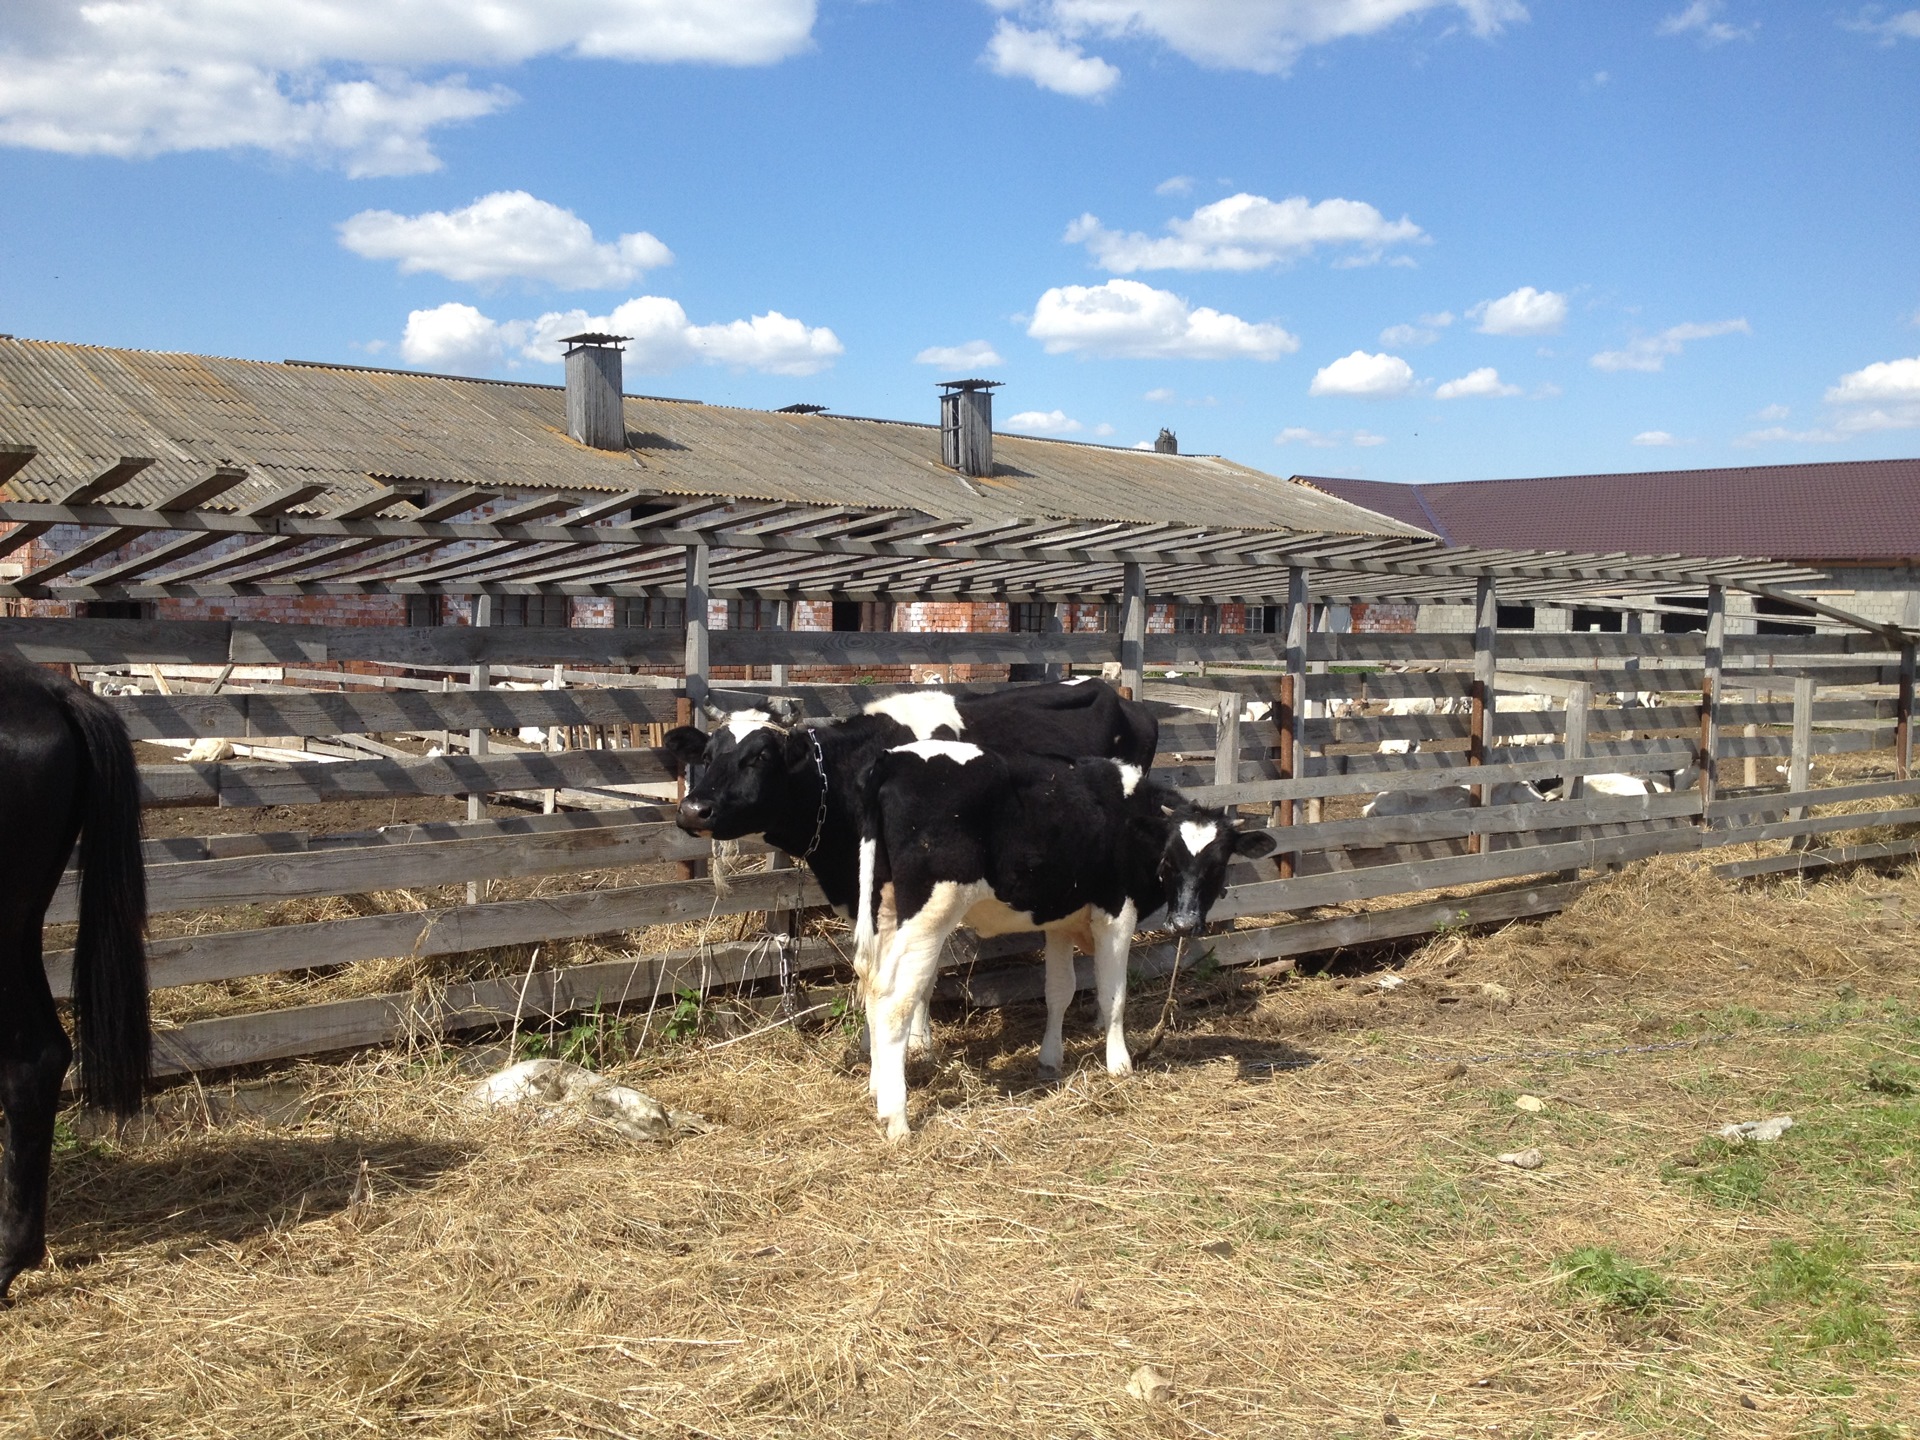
[831,601,894,632]
[1171,603,1215,634]
[727,598,784,631]
[495,594,572,627]
[1658,595,1709,634]
[1496,603,1536,630]
[79,600,155,620]
[406,594,443,627]
[1008,602,1051,634]
[1245,604,1283,634]
[1570,606,1623,633]
[613,596,684,630]
[1756,595,1816,635]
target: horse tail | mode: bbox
[63,685,150,1115]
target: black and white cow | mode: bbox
[654,680,1159,1053]
[853,741,1274,1140]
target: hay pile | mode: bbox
[8,859,1920,1438]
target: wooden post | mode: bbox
[1276,566,1309,879]
[1213,692,1240,788]
[1563,681,1591,802]
[684,542,711,714]
[1468,575,1497,854]
[1898,643,1915,781]
[770,599,791,689]
[466,592,492,903]
[1788,675,1814,823]
[1743,725,1759,790]
[1119,562,1147,699]
[1698,584,1725,822]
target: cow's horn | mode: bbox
[700,700,731,723]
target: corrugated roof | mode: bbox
[1301,459,1920,562]
[0,338,1423,537]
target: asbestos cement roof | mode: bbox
[0,337,1423,537]
[1301,460,1920,564]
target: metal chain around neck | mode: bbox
[801,726,830,861]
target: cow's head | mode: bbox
[655,708,801,839]
[1155,803,1276,937]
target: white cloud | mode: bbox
[1734,426,1845,446]
[1591,318,1750,372]
[983,21,1120,97]
[914,340,1006,369]
[1005,408,1085,434]
[399,293,842,377]
[1434,366,1521,399]
[1352,430,1388,446]
[1824,355,1920,431]
[1380,310,1456,347]
[0,1,814,174]
[1632,430,1679,446]
[983,0,1528,76]
[1144,386,1176,401]
[1657,1,1758,44]
[1275,426,1341,447]
[1067,193,1424,273]
[1028,278,1299,360]
[1753,403,1790,420]
[1094,422,1116,436]
[1470,286,1567,336]
[1842,9,1920,43]
[1155,175,1195,196]
[339,191,670,289]
[1309,351,1416,398]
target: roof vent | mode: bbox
[938,379,1000,478]
[560,332,628,450]
[1154,428,1178,455]
[776,402,828,415]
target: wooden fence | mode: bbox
[8,612,1917,1079]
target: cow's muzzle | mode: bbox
[676,797,715,835]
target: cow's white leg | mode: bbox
[905,993,934,1057]
[1090,900,1139,1076]
[868,884,972,1140]
[1038,932,1076,1070]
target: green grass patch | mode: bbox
[1755,1237,1897,1365]
[1554,1246,1673,1311]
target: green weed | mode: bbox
[1554,1246,1673,1311]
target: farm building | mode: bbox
[0,334,1427,669]
[1306,459,1920,636]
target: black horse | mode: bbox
[0,656,148,1299]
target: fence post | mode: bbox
[1898,642,1915,782]
[1276,566,1309,878]
[770,598,791,689]
[684,542,711,714]
[466,592,492,903]
[1788,675,1814,824]
[1213,692,1240,788]
[1563,681,1591,802]
[1469,575,1497,854]
[1119,562,1147,699]
[1698,584,1725,825]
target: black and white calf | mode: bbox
[853,742,1274,1140]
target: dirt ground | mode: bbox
[5,854,1919,1440]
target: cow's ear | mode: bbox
[1233,829,1278,859]
[654,725,709,778]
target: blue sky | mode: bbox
[2,1,1917,486]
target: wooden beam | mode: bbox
[1119,560,1146,698]
[684,541,710,712]
[1698,583,1724,820]
[1469,574,1497,852]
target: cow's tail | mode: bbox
[62,683,151,1116]
[852,757,891,978]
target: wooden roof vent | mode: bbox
[938,378,1000,478]
[561,332,628,450]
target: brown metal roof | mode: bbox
[0,337,1424,537]
[1300,459,1920,563]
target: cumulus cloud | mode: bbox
[1005,408,1084,434]
[1632,430,1679,446]
[1753,402,1790,421]
[1028,279,1299,360]
[982,0,1528,78]
[0,1,815,174]
[1143,386,1176,402]
[339,191,670,289]
[1067,193,1424,273]
[1381,311,1453,347]
[1434,366,1521,399]
[1309,351,1416,398]
[1274,426,1387,447]
[1734,425,1845,447]
[399,294,843,377]
[1591,318,1750,372]
[1824,355,1920,431]
[983,21,1120,97]
[1470,286,1567,336]
[914,340,1006,369]
[1657,0,1758,44]
[1155,174,1195,196]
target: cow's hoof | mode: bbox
[882,1115,912,1143]
[1037,1046,1063,1071]
[1107,1057,1134,1077]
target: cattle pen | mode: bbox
[2,460,1916,1079]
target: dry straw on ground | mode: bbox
[7,853,1920,1439]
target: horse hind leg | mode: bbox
[0,937,74,1300]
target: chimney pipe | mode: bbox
[561,332,629,450]
[1154,428,1178,454]
[938,379,1000,478]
